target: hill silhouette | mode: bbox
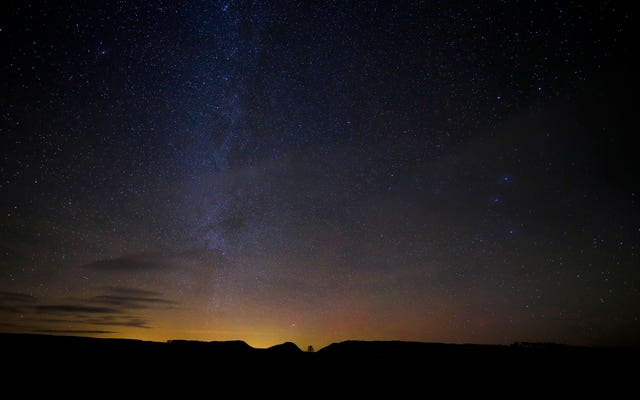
[1,333,635,397]
[266,341,303,354]
[167,338,255,354]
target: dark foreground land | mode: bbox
[1,333,636,397]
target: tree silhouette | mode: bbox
[307,345,314,353]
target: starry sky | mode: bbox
[1,1,638,349]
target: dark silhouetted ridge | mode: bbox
[1,333,636,398]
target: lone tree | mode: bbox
[307,345,314,353]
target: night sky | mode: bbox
[2,1,638,349]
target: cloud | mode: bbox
[0,305,24,314]
[81,248,227,272]
[92,286,177,310]
[83,316,151,329]
[35,305,120,314]
[0,291,37,303]
[82,253,172,271]
[0,291,38,314]
[0,321,23,328]
[105,286,163,297]
[1,287,175,333]
[32,329,116,334]
[38,316,151,329]
[91,295,177,309]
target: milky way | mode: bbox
[1,1,638,348]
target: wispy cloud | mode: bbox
[82,253,172,271]
[0,291,37,303]
[36,316,151,329]
[106,286,163,297]
[81,248,227,272]
[91,295,177,309]
[0,321,23,328]
[0,291,37,314]
[1,287,176,333]
[0,305,23,314]
[32,329,116,334]
[84,316,151,329]
[35,305,120,314]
